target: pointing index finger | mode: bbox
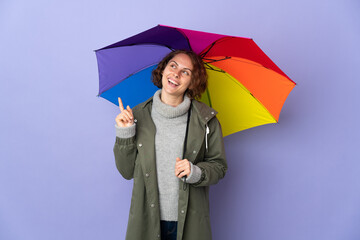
[118,97,124,111]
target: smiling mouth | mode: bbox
[168,78,179,86]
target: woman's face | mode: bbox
[161,53,193,99]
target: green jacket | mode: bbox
[113,97,227,240]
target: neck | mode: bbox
[160,92,184,107]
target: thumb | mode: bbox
[176,157,181,162]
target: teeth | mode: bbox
[168,79,179,86]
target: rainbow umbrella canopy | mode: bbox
[95,25,296,137]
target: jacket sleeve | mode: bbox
[113,135,137,180]
[193,117,227,187]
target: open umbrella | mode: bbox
[95,24,296,136]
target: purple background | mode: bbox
[1,0,359,239]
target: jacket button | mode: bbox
[181,210,185,214]
[134,119,137,122]
[150,203,155,208]
[138,143,142,147]
[205,117,208,120]
[193,150,196,154]
[145,173,149,177]
[211,111,214,115]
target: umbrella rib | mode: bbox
[199,37,236,58]
[203,56,276,74]
[203,56,231,64]
[200,41,218,58]
[203,62,225,73]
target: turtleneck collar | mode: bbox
[152,89,191,118]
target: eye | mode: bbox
[170,64,176,69]
[182,70,190,76]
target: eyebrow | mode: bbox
[169,60,192,72]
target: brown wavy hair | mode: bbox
[152,50,208,100]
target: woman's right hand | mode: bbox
[115,97,134,127]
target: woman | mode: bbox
[114,50,227,240]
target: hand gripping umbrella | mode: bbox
[95,25,296,137]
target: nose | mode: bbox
[174,70,180,78]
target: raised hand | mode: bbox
[115,97,134,127]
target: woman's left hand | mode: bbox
[175,157,191,179]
